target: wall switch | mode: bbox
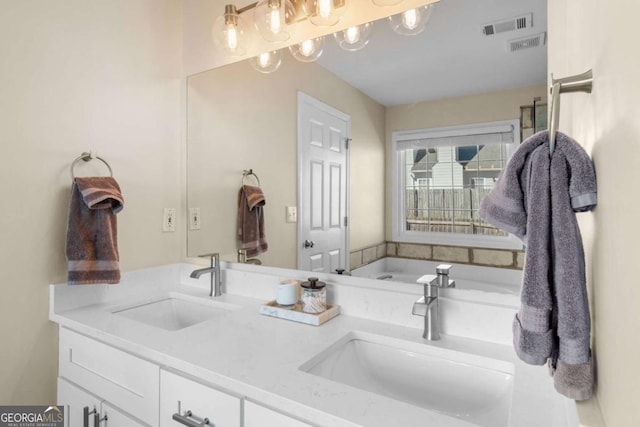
[189,207,201,230]
[286,206,297,223]
[163,208,176,232]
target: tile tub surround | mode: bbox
[50,262,576,427]
[350,242,524,270]
[351,258,522,301]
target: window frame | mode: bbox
[391,119,523,250]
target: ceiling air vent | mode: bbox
[507,32,547,53]
[482,13,533,36]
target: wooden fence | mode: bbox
[405,188,506,236]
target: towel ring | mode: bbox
[242,169,261,187]
[70,152,113,180]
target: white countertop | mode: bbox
[50,263,576,427]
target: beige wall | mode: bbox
[187,55,385,268]
[550,1,640,425]
[0,1,183,404]
[384,84,548,239]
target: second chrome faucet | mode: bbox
[412,264,456,340]
[190,253,222,297]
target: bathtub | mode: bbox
[352,258,522,300]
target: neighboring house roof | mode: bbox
[464,144,506,172]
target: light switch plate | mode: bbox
[189,207,201,230]
[163,208,176,232]
[286,206,297,223]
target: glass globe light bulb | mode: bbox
[289,37,324,62]
[388,4,433,36]
[345,26,360,44]
[254,0,294,42]
[402,9,418,30]
[212,5,249,56]
[333,22,372,51]
[250,50,283,74]
[305,0,346,27]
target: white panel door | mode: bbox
[297,92,350,273]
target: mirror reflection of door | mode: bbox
[297,92,350,273]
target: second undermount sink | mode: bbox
[112,293,240,331]
[300,331,514,427]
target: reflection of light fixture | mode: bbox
[251,50,283,73]
[212,4,249,56]
[334,22,373,51]
[253,0,295,42]
[305,0,347,27]
[371,0,403,6]
[389,4,433,35]
[289,37,324,62]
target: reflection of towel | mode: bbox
[66,177,124,284]
[480,131,597,401]
[237,185,268,257]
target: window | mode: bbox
[392,120,522,249]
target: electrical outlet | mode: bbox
[163,208,176,232]
[189,207,201,230]
[286,206,297,223]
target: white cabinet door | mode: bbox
[102,402,146,427]
[58,378,146,427]
[59,328,159,425]
[244,401,313,427]
[160,370,241,427]
[58,377,102,427]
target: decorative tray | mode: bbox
[259,301,340,326]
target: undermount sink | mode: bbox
[300,331,514,427]
[112,293,240,331]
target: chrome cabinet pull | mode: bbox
[303,239,315,248]
[172,410,210,426]
[83,406,97,427]
[97,413,108,425]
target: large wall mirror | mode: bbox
[186,0,547,270]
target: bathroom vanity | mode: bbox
[50,262,576,427]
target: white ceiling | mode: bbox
[317,0,547,106]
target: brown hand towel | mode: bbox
[237,185,268,257]
[66,177,124,284]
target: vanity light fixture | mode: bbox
[334,22,373,51]
[289,37,325,62]
[212,4,250,56]
[250,49,283,73]
[388,4,433,35]
[253,0,296,42]
[214,0,347,57]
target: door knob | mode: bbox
[303,239,315,249]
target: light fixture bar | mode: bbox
[233,0,346,24]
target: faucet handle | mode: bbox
[436,264,452,275]
[417,274,438,284]
[199,252,220,258]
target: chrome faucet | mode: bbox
[412,264,456,340]
[237,249,262,265]
[190,253,222,297]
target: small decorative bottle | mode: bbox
[300,277,327,314]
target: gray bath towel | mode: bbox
[479,131,597,400]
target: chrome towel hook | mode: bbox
[548,69,593,154]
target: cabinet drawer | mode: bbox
[160,370,241,427]
[245,401,313,427]
[59,328,159,426]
